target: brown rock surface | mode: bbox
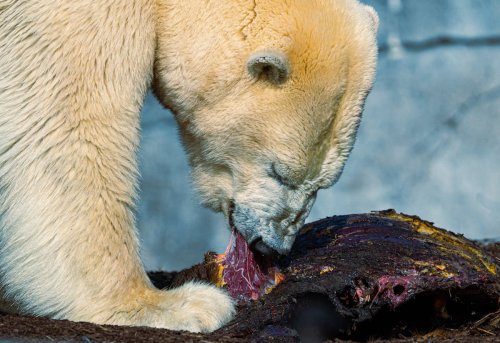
[1,210,498,342]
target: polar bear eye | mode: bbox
[247,51,290,85]
[267,163,297,190]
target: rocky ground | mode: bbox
[1,212,498,343]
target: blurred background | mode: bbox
[137,0,500,271]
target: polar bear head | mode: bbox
[153,0,379,255]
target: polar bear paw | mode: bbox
[152,281,235,333]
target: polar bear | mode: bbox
[0,0,378,333]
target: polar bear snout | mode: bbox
[250,238,279,259]
[231,188,317,256]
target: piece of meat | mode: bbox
[217,229,284,301]
[166,229,284,303]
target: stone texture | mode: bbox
[1,213,499,342]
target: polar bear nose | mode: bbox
[251,238,280,258]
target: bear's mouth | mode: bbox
[219,204,284,302]
[227,202,279,267]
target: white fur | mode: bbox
[0,0,377,331]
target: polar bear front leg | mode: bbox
[0,102,235,333]
[0,103,235,333]
[0,86,236,334]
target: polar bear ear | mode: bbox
[363,5,379,33]
[247,51,290,85]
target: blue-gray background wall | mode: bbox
[137,0,500,271]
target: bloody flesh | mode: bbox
[219,229,283,301]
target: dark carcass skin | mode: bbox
[165,210,499,341]
[0,210,498,342]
